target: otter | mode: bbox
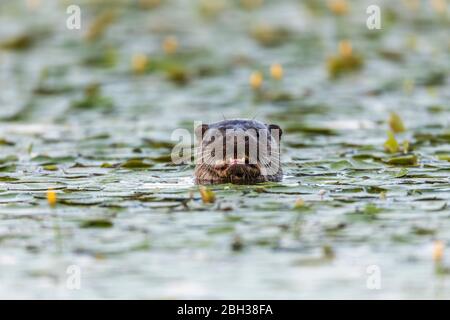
[194,119,283,184]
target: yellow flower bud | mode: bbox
[431,0,447,14]
[338,40,352,57]
[26,0,41,10]
[433,240,444,262]
[249,71,263,90]
[240,0,263,10]
[388,112,405,133]
[131,53,149,74]
[327,0,349,15]
[47,189,57,208]
[163,36,178,55]
[402,0,420,11]
[384,131,399,153]
[294,197,305,208]
[139,0,161,9]
[270,63,283,80]
[199,186,216,204]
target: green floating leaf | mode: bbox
[284,125,336,136]
[327,53,364,78]
[350,158,384,169]
[384,154,418,166]
[0,155,18,164]
[121,158,153,169]
[361,203,382,215]
[330,160,353,170]
[100,162,114,168]
[83,47,117,68]
[142,139,175,149]
[85,133,110,140]
[394,168,409,178]
[166,67,190,85]
[150,154,172,163]
[0,33,33,50]
[207,225,235,235]
[414,132,450,143]
[417,70,445,86]
[71,84,113,110]
[43,165,58,171]
[250,24,291,48]
[0,176,19,182]
[0,164,16,172]
[31,155,75,164]
[412,226,435,236]
[365,186,387,194]
[437,155,450,162]
[0,138,15,146]
[80,219,113,228]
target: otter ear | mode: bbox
[268,124,282,140]
[195,124,209,141]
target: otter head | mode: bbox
[194,119,282,184]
